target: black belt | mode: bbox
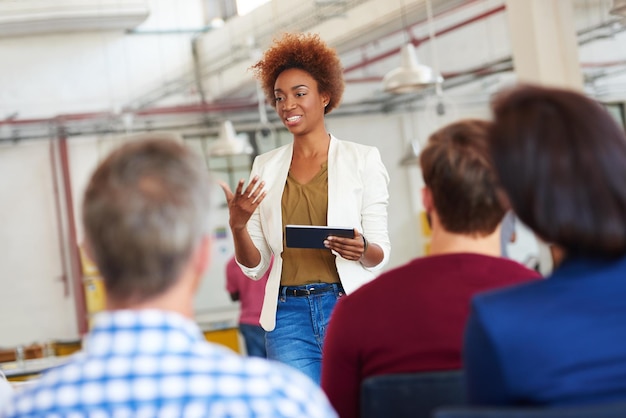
[281,284,341,297]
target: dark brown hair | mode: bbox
[251,32,344,114]
[489,84,626,257]
[420,119,505,236]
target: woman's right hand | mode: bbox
[219,176,267,231]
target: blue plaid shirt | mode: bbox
[3,310,337,417]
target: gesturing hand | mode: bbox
[218,176,267,231]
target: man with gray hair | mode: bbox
[3,138,337,417]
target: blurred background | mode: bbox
[0,0,624,356]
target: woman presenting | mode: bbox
[220,32,390,384]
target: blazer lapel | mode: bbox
[327,136,340,226]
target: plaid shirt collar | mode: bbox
[83,309,205,356]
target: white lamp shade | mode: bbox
[383,43,443,94]
[208,120,253,156]
[399,140,422,166]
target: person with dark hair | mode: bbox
[3,138,337,417]
[465,84,626,406]
[219,32,390,384]
[321,119,539,418]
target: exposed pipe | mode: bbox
[49,134,70,298]
[0,100,258,129]
[342,5,505,74]
[0,3,506,132]
[2,2,626,134]
[191,36,208,106]
[345,56,513,84]
[56,124,88,336]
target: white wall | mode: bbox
[0,0,205,120]
[0,140,77,347]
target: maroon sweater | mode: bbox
[321,253,541,418]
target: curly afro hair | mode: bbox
[251,32,345,115]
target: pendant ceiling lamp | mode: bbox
[399,139,422,166]
[208,120,253,157]
[382,43,442,93]
[383,0,443,94]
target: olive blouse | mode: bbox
[280,162,341,286]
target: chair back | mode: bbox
[433,402,626,418]
[360,370,466,418]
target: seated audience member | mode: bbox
[3,139,337,417]
[464,84,626,406]
[321,119,540,418]
[226,255,272,357]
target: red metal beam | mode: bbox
[56,127,89,336]
[343,5,506,74]
[49,140,70,298]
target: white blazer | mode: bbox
[237,135,391,331]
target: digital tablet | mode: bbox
[285,225,355,249]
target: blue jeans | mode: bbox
[239,323,267,358]
[265,282,344,385]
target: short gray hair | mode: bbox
[82,138,211,303]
